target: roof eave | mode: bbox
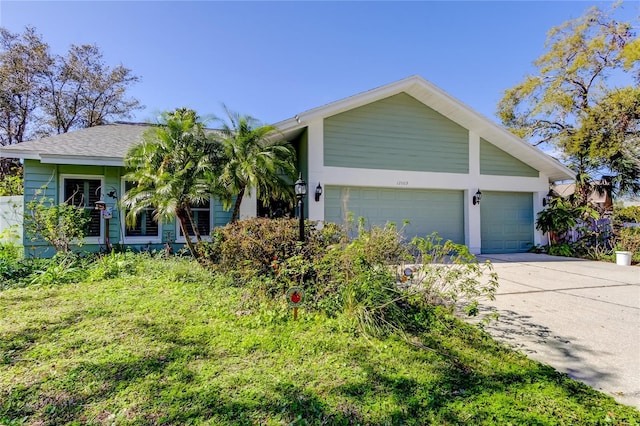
[39,154,124,167]
[0,150,40,160]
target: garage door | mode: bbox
[481,191,533,254]
[324,186,464,244]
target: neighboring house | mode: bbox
[0,75,574,256]
[552,181,614,214]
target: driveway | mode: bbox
[474,253,640,408]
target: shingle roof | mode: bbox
[0,123,151,166]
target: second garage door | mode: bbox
[480,191,534,253]
[324,186,464,244]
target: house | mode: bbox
[0,124,234,257]
[552,180,614,214]
[0,75,574,256]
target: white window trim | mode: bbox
[120,178,163,245]
[59,174,104,245]
[175,197,214,243]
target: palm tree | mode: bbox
[217,106,297,222]
[122,108,223,258]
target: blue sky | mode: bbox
[1,1,637,126]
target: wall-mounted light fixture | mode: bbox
[472,189,482,205]
[542,189,554,207]
[314,182,323,202]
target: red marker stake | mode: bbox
[286,287,305,321]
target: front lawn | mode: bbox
[1,255,638,425]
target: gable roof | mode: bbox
[0,123,151,166]
[275,75,574,182]
[0,76,574,181]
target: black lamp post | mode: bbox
[294,174,307,242]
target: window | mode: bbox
[61,176,103,238]
[177,199,211,238]
[123,181,161,241]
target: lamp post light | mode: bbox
[294,174,307,242]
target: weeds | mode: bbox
[1,255,638,425]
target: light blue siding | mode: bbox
[480,139,539,177]
[22,161,234,257]
[324,93,469,173]
[23,161,58,257]
[213,199,232,228]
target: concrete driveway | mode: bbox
[474,253,640,408]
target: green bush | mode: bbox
[28,253,87,286]
[409,233,499,317]
[0,167,23,196]
[201,218,498,337]
[198,218,344,284]
[614,205,640,224]
[86,251,144,281]
[616,225,640,253]
[25,188,89,253]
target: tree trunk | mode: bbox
[231,186,246,223]
[177,213,198,259]
[185,204,202,242]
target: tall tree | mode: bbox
[497,4,640,200]
[0,26,51,147]
[122,108,224,258]
[0,27,52,177]
[0,26,141,179]
[42,44,141,134]
[216,106,297,222]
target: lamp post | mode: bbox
[294,174,307,242]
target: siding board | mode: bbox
[324,93,469,173]
[480,138,539,177]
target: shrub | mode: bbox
[536,198,599,245]
[614,205,640,225]
[202,218,498,337]
[572,219,614,260]
[198,218,344,283]
[408,233,499,317]
[616,226,640,253]
[86,251,143,281]
[0,235,20,264]
[0,166,23,196]
[25,188,89,253]
[29,253,87,286]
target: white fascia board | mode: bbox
[320,166,549,192]
[39,154,124,167]
[0,150,40,160]
[291,76,422,124]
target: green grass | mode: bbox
[1,256,638,425]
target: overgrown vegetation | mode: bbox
[1,253,638,424]
[534,200,640,264]
[0,165,23,196]
[198,218,498,336]
[24,187,89,253]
